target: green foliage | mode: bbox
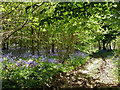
[2,55,89,88]
[1,2,120,88]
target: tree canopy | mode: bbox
[1,2,120,62]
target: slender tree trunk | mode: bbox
[109,42,112,50]
[113,41,116,50]
[31,1,34,55]
[7,41,9,50]
[9,40,12,52]
[27,40,28,49]
[98,40,101,50]
[103,39,106,50]
[2,43,6,50]
[31,26,34,55]
[57,34,61,63]
[20,30,22,50]
[70,33,74,53]
[46,33,50,56]
[52,43,54,54]
[47,45,50,55]
[52,35,55,54]
[59,43,62,63]
[37,27,40,56]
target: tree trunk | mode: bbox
[47,45,50,55]
[27,40,28,49]
[52,43,54,54]
[2,43,6,50]
[37,27,40,56]
[20,29,22,50]
[102,40,106,50]
[51,34,55,54]
[109,42,112,50]
[70,33,74,53]
[113,41,116,50]
[7,41,9,50]
[15,41,17,50]
[98,40,101,50]
[31,26,34,55]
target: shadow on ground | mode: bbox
[47,67,119,89]
[89,50,114,58]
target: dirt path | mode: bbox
[50,57,119,88]
[83,58,118,85]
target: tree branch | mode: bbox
[2,19,28,44]
[2,2,45,44]
[2,5,19,18]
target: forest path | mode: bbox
[50,57,119,88]
[80,58,118,85]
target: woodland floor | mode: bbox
[47,54,119,89]
[2,50,120,89]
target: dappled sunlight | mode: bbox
[86,58,103,71]
[82,58,119,85]
[1,2,120,89]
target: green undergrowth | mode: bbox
[2,55,89,89]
